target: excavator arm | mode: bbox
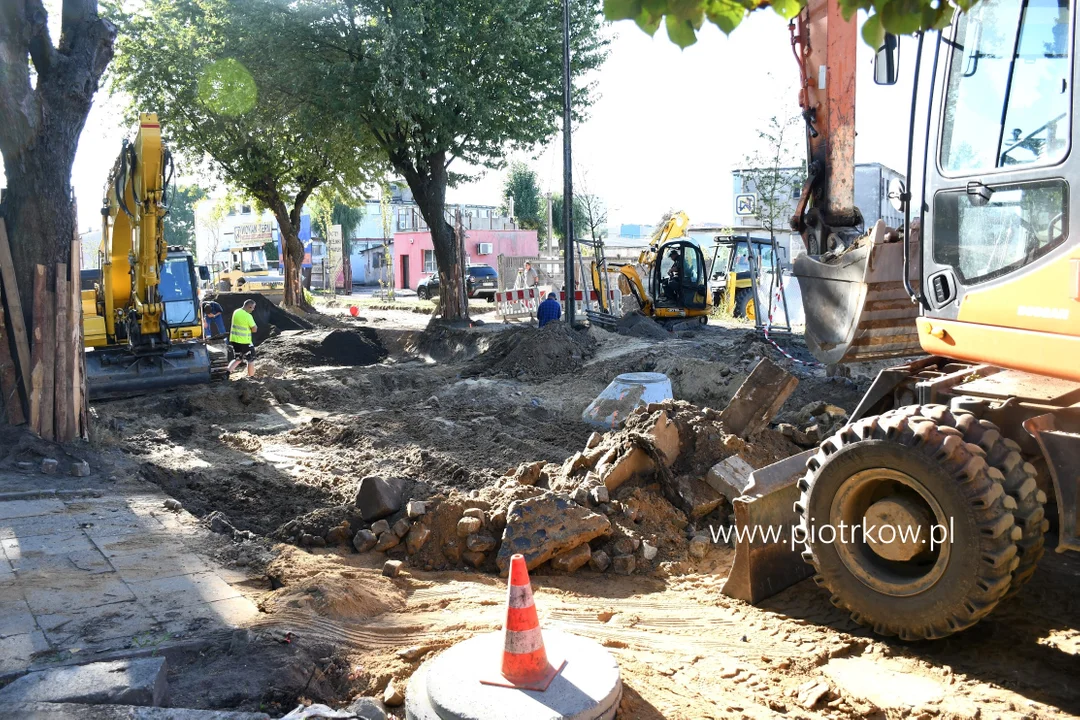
[84,113,217,398]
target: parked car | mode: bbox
[416,272,475,301]
[466,264,499,301]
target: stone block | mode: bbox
[589,549,611,572]
[370,519,391,536]
[406,501,427,519]
[550,543,591,573]
[689,535,710,559]
[374,532,400,552]
[641,540,658,561]
[382,560,403,578]
[612,554,636,575]
[590,486,609,505]
[70,461,91,477]
[347,696,388,720]
[462,508,486,523]
[666,475,723,520]
[457,517,482,536]
[392,518,411,538]
[41,459,59,475]
[354,475,407,522]
[352,529,377,553]
[720,357,799,439]
[0,658,167,707]
[466,533,497,553]
[705,455,756,500]
[462,551,485,568]
[406,525,430,555]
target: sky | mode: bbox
[7,9,917,235]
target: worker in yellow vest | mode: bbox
[227,299,259,378]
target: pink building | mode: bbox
[393,229,540,290]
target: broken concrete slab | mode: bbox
[719,357,799,439]
[705,455,756,499]
[354,475,407,522]
[6,704,270,719]
[665,474,723,520]
[496,494,610,574]
[598,446,655,492]
[641,409,680,466]
[0,657,168,707]
[506,460,546,487]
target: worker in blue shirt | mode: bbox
[537,292,562,328]
[202,300,226,338]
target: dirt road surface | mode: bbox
[72,302,1080,718]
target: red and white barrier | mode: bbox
[495,286,544,321]
[558,288,621,317]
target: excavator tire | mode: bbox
[795,409,1020,640]
[882,405,1047,597]
[734,288,755,320]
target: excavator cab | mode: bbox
[649,240,709,317]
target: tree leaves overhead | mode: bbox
[163,185,208,251]
[604,0,964,47]
[502,163,544,231]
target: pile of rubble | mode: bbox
[777,401,850,448]
[271,379,801,580]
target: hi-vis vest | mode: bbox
[229,308,255,344]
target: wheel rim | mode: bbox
[746,298,756,321]
[828,468,951,597]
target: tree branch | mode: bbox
[26,0,57,77]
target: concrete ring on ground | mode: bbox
[406,630,621,720]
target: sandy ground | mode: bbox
[79,301,1080,719]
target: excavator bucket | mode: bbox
[794,220,923,365]
[722,450,815,603]
[86,342,213,400]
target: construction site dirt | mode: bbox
[74,303,1080,719]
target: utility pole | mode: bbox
[562,0,575,325]
[546,193,554,256]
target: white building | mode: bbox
[193,201,278,267]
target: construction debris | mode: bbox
[496,494,610,573]
[719,357,799,438]
[354,475,406,522]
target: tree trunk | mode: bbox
[3,156,78,332]
[398,152,468,322]
[270,205,312,311]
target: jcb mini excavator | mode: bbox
[83,113,227,398]
[595,210,712,326]
[719,0,1080,640]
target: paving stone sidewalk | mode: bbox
[0,480,262,675]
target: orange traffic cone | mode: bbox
[480,553,566,692]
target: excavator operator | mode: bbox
[662,247,683,303]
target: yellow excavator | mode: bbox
[594,211,712,326]
[82,113,227,398]
[712,0,1080,641]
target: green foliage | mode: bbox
[310,188,366,255]
[738,114,805,236]
[163,184,208,251]
[251,0,608,318]
[604,0,960,48]
[501,163,544,231]
[551,194,588,242]
[107,0,383,268]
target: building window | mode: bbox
[423,249,435,273]
[241,204,252,215]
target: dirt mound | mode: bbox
[214,292,314,344]
[468,323,596,380]
[259,329,387,368]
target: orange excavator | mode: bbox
[713,0,1080,640]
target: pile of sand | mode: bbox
[259,329,387,368]
[467,323,596,380]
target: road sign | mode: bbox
[327,224,343,294]
[735,193,757,217]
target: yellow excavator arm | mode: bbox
[83,113,218,398]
